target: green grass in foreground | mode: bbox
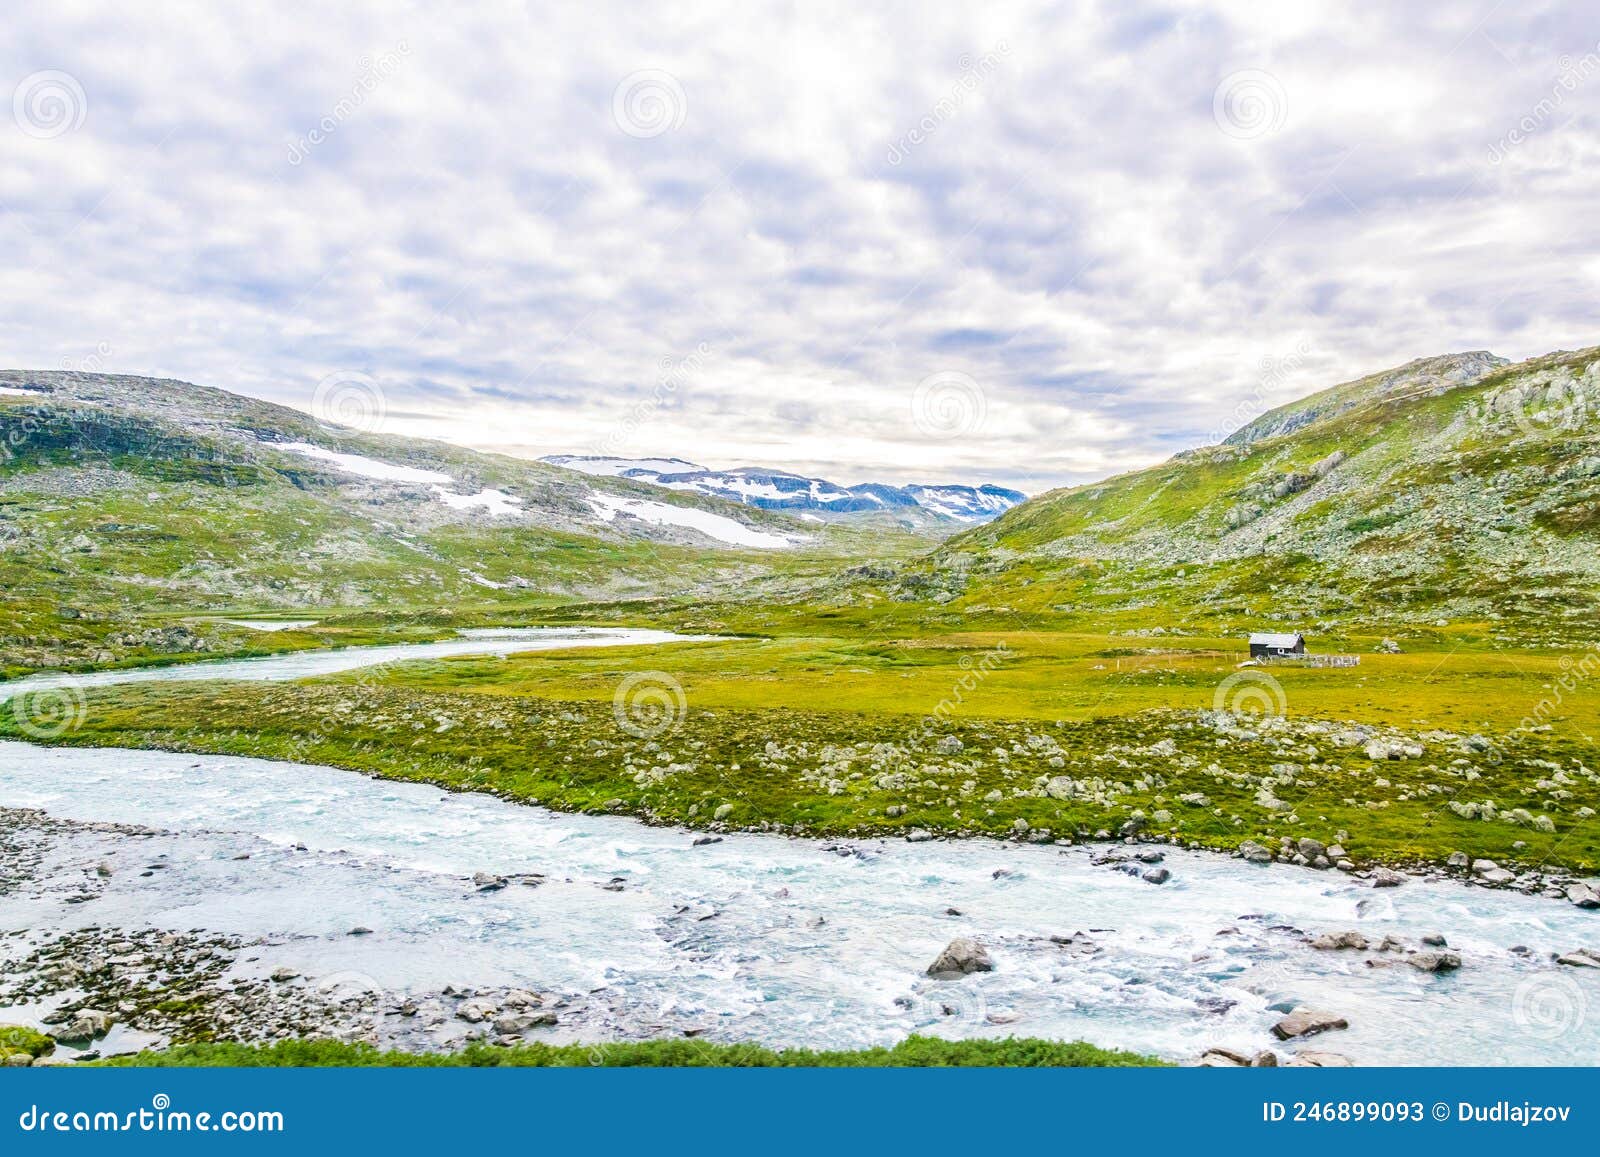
[98,1036,1166,1068]
[1,1024,56,1061]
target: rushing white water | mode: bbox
[0,627,716,703]
[2,740,1597,1065]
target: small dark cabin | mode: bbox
[1249,632,1306,659]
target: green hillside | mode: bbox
[855,347,1600,642]
[0,371,919,675]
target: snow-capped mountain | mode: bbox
[540,454,701,478]
[540,457,1026,524]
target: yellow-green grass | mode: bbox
[346,631,1600,736]
[11,627,1598,873]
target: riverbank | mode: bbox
[4,748,1598,1068]
[8,676,1597,893]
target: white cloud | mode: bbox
[1,1,1595,493]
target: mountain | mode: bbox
[540,454,702,478]
[539,456,1026,526]
[855,346,1600,642]
[0,371,916,674]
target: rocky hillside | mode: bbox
[0,371,897,673]
[868,346,1600,640]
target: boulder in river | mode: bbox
[1311,930,1368,951]
[1272,1007,1349,1040]
[1369,867,1405,888]
[1556,950,1600,968]
[1407,951,1462,973]
[53,1009,112,1044]
[1566,881,1600,909]
[926,937,993,978]
[456,998,499,1023]
[493,1011,557,1035]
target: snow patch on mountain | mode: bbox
[435,487,524,516]
[278,443,524,517]
[585,492,800,549]
[279,442,454,485]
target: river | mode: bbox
[0,632,1595,1065]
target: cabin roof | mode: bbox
[1248,632,1304,648]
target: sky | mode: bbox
[1,2,1596,493]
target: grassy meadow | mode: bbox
[9,624,1597,876]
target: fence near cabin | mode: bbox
[1261,653,1361,668]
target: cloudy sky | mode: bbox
[2,2,1596,491]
